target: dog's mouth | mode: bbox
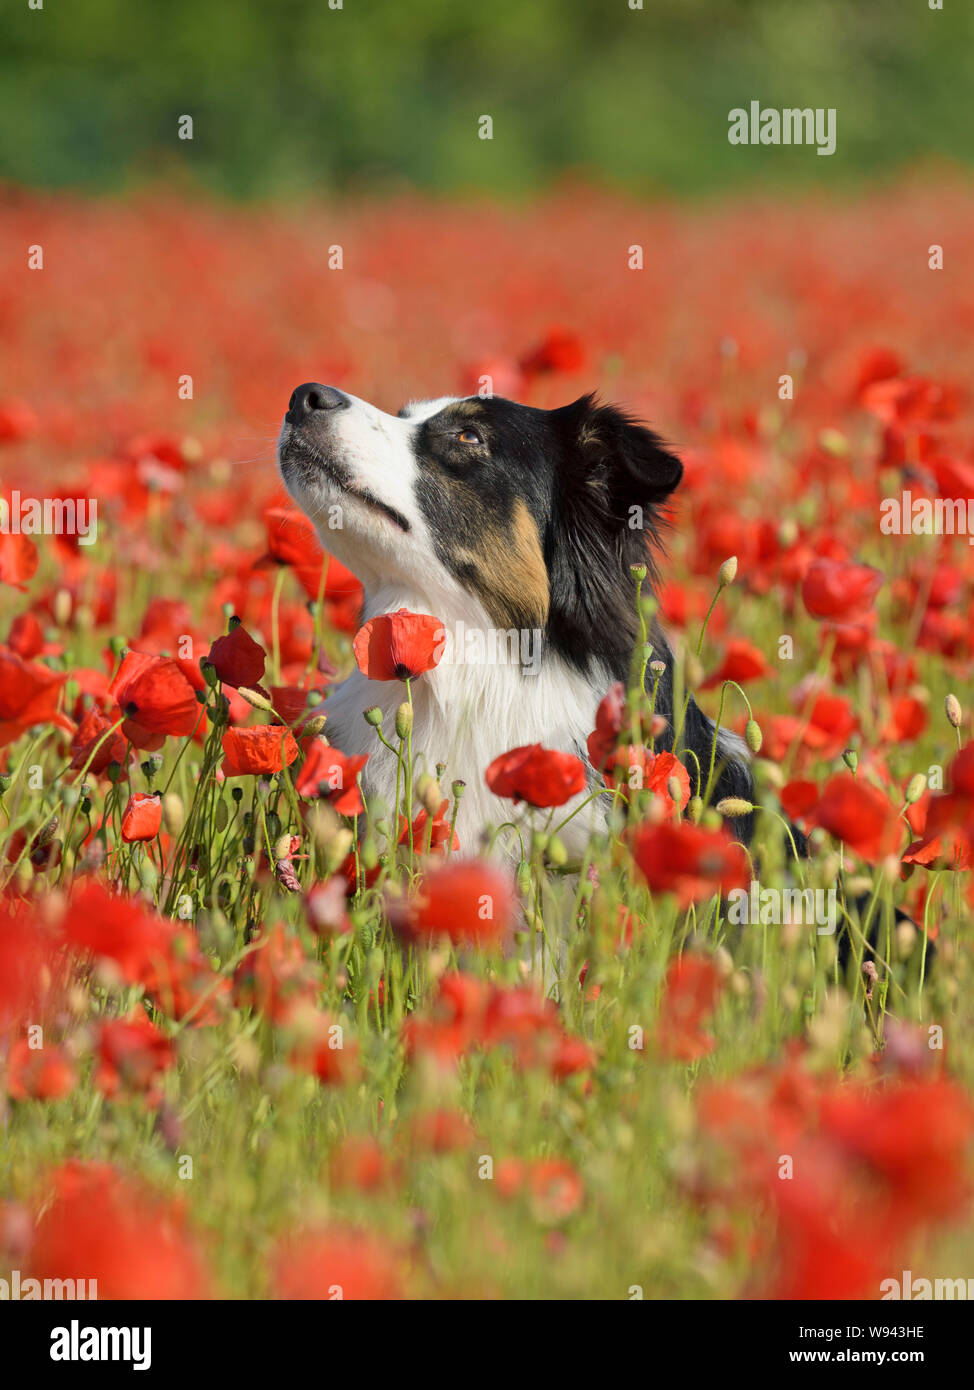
[280,430,411,534]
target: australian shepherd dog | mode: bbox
[278,382,754,855]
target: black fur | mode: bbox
[410,392,760,839]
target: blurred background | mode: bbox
[2,0,971,198]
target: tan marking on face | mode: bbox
[453,499,549,630]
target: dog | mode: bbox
[278,383,754,855]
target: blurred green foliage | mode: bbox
[1,0,971,197]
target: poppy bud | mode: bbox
[238,686,274,712]
[273,832,293,862]
[842,748,859,772]
[896,920,918,959]
[516,860,532,895]
[818,427,848,457]
[395,703,413,739]
[303,715,327,737]
[777,518,799,547]
[667,775,684,803]
[53,589,72,627]
[545,835,567,867]
[755,758,782,788]
[364,706,383,727]
[904,773,927,804]
[744,718,763,753]
[162,793,185,835]
[324,829,354,872]
[418,775,442,816]
[945,693,962,728]
[200,658,219,688]
[718,555,738,587]
[687,794,703,824]
[716,796,754,818]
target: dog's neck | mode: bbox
[324,580,610,856]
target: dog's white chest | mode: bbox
[321,646,605,859]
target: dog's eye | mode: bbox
[457,428,482,445]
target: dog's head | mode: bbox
[278,385,682,671]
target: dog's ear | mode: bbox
[553,393,683,509]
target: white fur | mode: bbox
[279,392,607,857]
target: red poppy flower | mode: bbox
[120,791,163,843]
[0,532,38,589]
[0,645,73,746]
[207,623,267,689]
[780,779,819,823]
[0,398,38,442]
[486,743,588,808]
[232,923,320,1023]
[519,327,586,376]
[109,650,200,747]
[28,1161,212,1299]
[328,1135,398,1193]
[398,799,460,854]
[700,638,770,690]
[657,954,723,1061]
[602,746,690,815]
[820,1078,974,1223]
[806,773,902,861]
[906,743,974,868]
[631,821,748,907]
[8,610,44,659]
[261,507,326,598]
[395,859,513,948]
[801,558,884,623]
[5,1038,77,1101]
[404,1108,477,1155]
[268,683,324,726]
[882,694,928,744]
[94,1014,175,1099]
[68,705,129,775]
[221,726,298,776]
[352,608,445,682]
[271,1225,404,1300]
[495,1158,585,1222]
[294,740,368,815]
[586,681,626,769]
[286,1009,361,1086]
[60,880,170,983]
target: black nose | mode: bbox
[286,382,350,425]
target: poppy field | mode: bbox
[2,177,974,1301]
